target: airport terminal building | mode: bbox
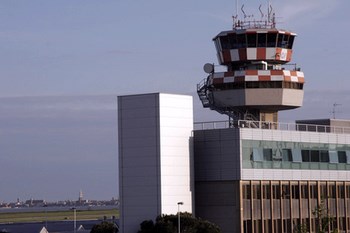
[194,119,350,233]
[118,6,350,233]
[118,93,350,233]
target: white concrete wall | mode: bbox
[159,94,193,214]
[118,93,193,233]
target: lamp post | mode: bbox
[177,202,183,233]
[72,207,76,233]
[44,204,47,229]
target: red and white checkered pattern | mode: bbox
[208,70,305,85]
[218,47,293,65]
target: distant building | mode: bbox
[25,199,45,207]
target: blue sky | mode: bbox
[0,0,349,202]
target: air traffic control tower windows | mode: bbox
[215,32,295,51]
[247,33,257,48]
[267,33,277,47]
[257,33,267,47]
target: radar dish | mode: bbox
[203,63,214,73]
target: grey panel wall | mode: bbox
[118,94,161,233]
[194,128,241,181]
[195,181,240,233]
[193,128,241,233]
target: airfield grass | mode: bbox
[0,209,119,223]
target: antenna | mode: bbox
[259,4,264,18]
[331,103,342,119]
[235,0,238,18]
[241,4,247,18]
[267,0,270,22]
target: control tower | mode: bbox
[197,5,304,125]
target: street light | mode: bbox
[71,207,76,233]
[177,202,183,233]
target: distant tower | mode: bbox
[78,190,83,203]
[197,5,304,125]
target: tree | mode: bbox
[312,199,338,233]
[295,199,338,233]
[90,221,118,233]
[137,212,221,233]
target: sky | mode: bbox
[0,0,349,203]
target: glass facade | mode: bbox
[242,140,350,170]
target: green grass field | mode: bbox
[0,208,119,223]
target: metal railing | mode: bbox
[194,120,350,134]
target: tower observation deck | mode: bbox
[197,5,304,125]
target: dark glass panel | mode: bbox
[288,35,295,49]
[236,34,246,48]
[277,34,284,47]
[301,150,310,162]
[257,33,266,47]
[219,36,230,49]
[267,33,277,47]
[338,151,347,163]
[247,33,257,48]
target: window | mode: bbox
[329,184,336,198]
[320,183,327,199]
[228,34,237,49]
[272,184,280,199]
[282,149,292,161]
[310,150,319,162]
[329,151,338,163]
[282,184,290,199]
[263,184,271,199]
[288,35,295,49]
[236,34,246,48]
[346,185,350,198]
[338,151,347,163]
[243,183,251,199]
[320,151,329,162]
[253,184,261,199]
[282,34,289,48]
[277,34,284,47]
[338,185,345,198]
[301,184,308,198]
[291,184,299,199]
[214,39,221,52]
[246,82,259,88]
[302,150,310,162]
[292,149,302,162]
[267,33,277,47]
[263,149,273,161]
[310,184,317,199]
[257,33,266,47]
[243,220,252,233]
[252,148,263,161]
[220,36,230,50]
[247,33,257,48]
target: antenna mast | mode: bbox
[267,0,271,23]
[235,0,238,18]
[331,103,342,119]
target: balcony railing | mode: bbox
[194,120,350,134]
